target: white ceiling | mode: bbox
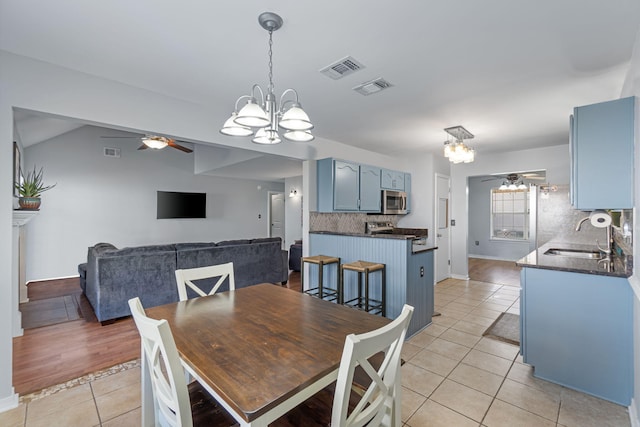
[2,1,640,165]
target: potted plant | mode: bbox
[15,165,56,210]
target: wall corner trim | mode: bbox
[629,397,640,427]
[0,389,19,414]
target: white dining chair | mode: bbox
[174,262,235,301]
[128,297,237,427]
[271,304,414,427]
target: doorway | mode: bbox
[435,174,451,282]
[268,192,285,246]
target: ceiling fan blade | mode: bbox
[100,136,141,139]
[137,144,148,150]
[167,140,193,153]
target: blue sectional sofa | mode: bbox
[83,237,288,323]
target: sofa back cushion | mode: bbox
[176,238,282,289]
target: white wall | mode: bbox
[23,125,284,280]
[450,144,570,278]
[284,175,303,251]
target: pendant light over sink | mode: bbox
[219,12,314,144]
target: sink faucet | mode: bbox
[575,216,612,255]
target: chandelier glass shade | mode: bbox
[443,125,475,164]
[220,12,314,144]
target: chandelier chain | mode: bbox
[267,30,274,93]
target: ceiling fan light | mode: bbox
[279,105,313,131]
[142,137,168,149]
[518,183,528,189]
[220,113,254,136]
[499,183,508,190]
[235,100,270,127]
[508,183,517,190]
[283,130,314,142]
[252,128,282,144]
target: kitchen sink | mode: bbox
[544,248,604,259]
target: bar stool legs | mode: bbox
[301,255,341,302]
[341,261,386,316]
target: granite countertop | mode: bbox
[516,241,631,278]
[310,230,415,240]
[309,231,437,253]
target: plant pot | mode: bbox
[18,197,41,210]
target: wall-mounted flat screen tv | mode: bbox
[157,191,206,219]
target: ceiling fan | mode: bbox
[100,134,193,153]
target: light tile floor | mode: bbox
[0,278,632,426]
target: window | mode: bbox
[491,188,529,240]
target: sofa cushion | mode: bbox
[175,242,216,251]
[107,244,176,257]
[216,239,251,247]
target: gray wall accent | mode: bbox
[23,125,284,281]
[467,176,532,261]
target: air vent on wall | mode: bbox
[352,77,393,96]
[319,56,365,80]
[103,147,121,158]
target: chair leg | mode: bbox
[318,260,324,299]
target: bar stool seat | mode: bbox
[301,255,341,302]
[340,260,386,316]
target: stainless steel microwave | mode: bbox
[382,190,407,214]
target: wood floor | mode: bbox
[468,257,521,287]
[12,261,516,397]
[13,272,302,395]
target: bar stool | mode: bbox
[301,255,341,302]
[340,260,386,316]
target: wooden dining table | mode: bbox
[143,283,391,427]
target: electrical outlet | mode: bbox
[475,241,479,246]
[258,214,261,219]
[451,219,456,226]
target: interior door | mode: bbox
[270,192,285,245]
[435,174,451,282]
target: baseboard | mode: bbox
[450,274,469,280]
[0,389,19,413]
[630,397,640,427]
[469,254,518,262]
[27,274,79,284]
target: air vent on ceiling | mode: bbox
[319,56,365,80]
[103,147,121,158]
[352,77,393,96]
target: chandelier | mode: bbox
[443,125,475,163]
[220,12,314,144]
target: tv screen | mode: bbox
[157,191,206,219]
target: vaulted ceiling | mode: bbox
[2,1,639,160]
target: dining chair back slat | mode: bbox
[175,262,235,301]
[128,297,193,427]
[333,304,414,427]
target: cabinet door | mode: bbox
[572,97,634,209]
[404,173,412,212]
[333,160,360,211]
[381,169,405,190]
[359,165,381,212]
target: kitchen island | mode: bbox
[309,231,436,337]
[517,241,632,405]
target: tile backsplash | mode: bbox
[537,184,633,256]
[309,212,399,234]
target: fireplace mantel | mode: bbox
[13,210,38,227]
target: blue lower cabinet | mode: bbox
[310,234,434,337]
[520,267,632,405]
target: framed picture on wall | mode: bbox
[13,141,20,197]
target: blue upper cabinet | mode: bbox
[317,158,381,212]
[359,165,382,212]
[381,169,405,190]
[404,173,412,213]
[571,96,635,210]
